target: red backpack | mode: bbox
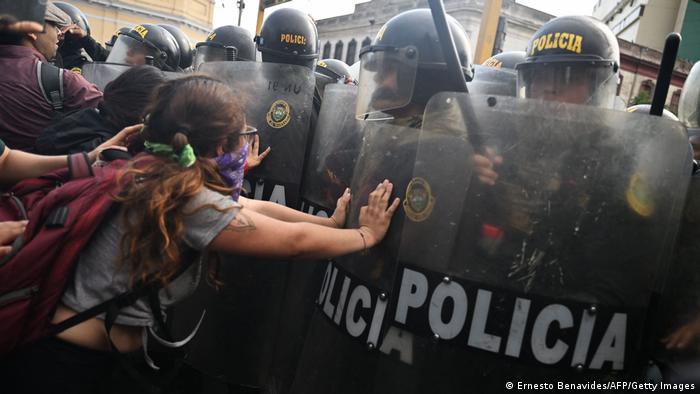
[0,153,128,354]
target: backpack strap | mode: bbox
[36,62,64,112]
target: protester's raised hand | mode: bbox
[63,23,87,38]
[246,134,271,170]
[88,124,143,162]
[358,180,400,247]
[330,188,351,228]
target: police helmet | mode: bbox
[680,62,700,131]
[315,58,354,97]
[356,9,474,119]
[194,25,255,70]
[106,27,130,49]
[159,24,193,70]
[482,51,526,70]
[626,104,680,121]
[255,8,319,69]
[469,51,526,97]
[106,24,181,72]
[53,2,90,36]
[516,16,620,109]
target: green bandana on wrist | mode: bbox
[144,141,196,168]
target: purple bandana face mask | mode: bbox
[216,142,249,201]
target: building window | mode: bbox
[334,40,344,60]
[346,39,357,64]
[323,41,331,59]
[361,37,372,51]
[639,79,655,101]
[670,89,682,114]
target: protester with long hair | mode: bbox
[2,74,399,394]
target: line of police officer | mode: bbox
[40,2,700,393]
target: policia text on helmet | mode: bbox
[356,9,473,120]
[516,16,620,109]
[106,24,181,72]
[255,8,319,69]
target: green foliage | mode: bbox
[629,90,651,106]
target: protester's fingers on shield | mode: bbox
[386,197,401,215]
[259,146,271,159]
[381,181,393,205]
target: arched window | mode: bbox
[361,37,372,51]
[334,40,344,60]
[639,79,655,98]
[670,89,682,114]
[322,41,331,59]
[346,39,357,64]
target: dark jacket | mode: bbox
[0,45,102,151]
[35,107,115,155]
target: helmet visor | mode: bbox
[517,63,618,109]
[193,45,239,71]
[106,35,161,67]
[679,66,700,128]
[356,46,418,120]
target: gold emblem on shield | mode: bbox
[266,99,292,129]
[403,177,435,222]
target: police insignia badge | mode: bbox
[266,99,292,129]
[403,177,435,222]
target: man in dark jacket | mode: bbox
[0,2,102,152]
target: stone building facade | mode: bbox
[315,0,552,66]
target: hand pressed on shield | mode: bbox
[246,134,271,170]
[330,188,351,228]
[0,220,28,258]
[358,180,401,248]
[663,316,700,351]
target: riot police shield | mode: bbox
[647,173,700,385]
[291,92,692,393]
[81,62,180,91]
[198,61,316,209]
[301,84,362,217]
[257,84,363,394]
[168,60,316,391]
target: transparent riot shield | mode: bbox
[300,84,363,217]
[291,92,692,394]
[647,173,700,384]
[81,62,180,91]
[199,61,316,210]
[168,61,316,391]
[257,84,364,394]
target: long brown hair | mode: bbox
[116,75,244,287]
